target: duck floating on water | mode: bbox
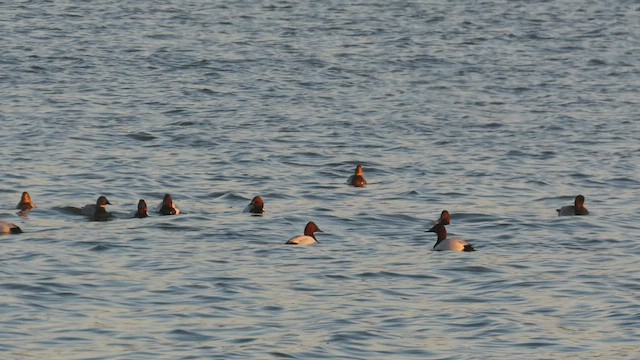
[134,199,149,218]
[427,210,475,252]
[347,164,367,187]
[557,195,589,216]
[0,221,22,234]
[286,221,323,245]
[16,191,36,212]
[82,196,112,221]
[158,194,180,215]
[245,196,264,214]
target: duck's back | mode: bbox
[349,175,367,187]
[557,206,582,216]
[286,235,317,245]
[433,238,475,252]
[0,221,22,234]
[81,204,97,217]
[158,206,179,215]
[93,208,111,222]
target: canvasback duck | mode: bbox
[347,164,367,187]
[286,221,323,245]
[158,193,180,215]
[82,196,112,221]
[245,196,264,214]
[134,199,149,218]
[16,191,36,212]
[557,195,589,216]
[426,210,475,252]
[0,221,22,234]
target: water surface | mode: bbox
[1,1,639,358]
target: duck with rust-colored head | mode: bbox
[16,191,36,212]
[158,193,180,215]
[134,199,149,218]
[245,196,264,214]
[426,210,475,252]
[286,221,323,245]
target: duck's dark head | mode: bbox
[249,196,264,213]
[163,194,173,206]
[304,221,323,239]
[438,210,451,225]
[135,199,149,218]
[96,196,111,207]
[159,193,178,215]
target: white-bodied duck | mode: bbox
[286,221,323,245]
[0,221,22,234]
[427,210,475,252]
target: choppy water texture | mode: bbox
[2,1,639,359]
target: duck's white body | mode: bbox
[286,222,322,245]
[427,211,476,252]
[433,238,474,251]
[0,221,22,234]
[286,235,317,245]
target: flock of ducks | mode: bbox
[1,165,589,251]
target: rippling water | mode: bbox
[2,1,639,358]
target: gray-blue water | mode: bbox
[2,1,639,358]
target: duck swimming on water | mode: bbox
[158,194,180,215]
[557,195,589,216]
[347,164,367,187]
[245,196,264,214]
[82,196,112,221]
[0,221,22,234]
[134,199,149,218]
[286,221,323,245]
[16,191,36,212]
[427,210,475,252]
